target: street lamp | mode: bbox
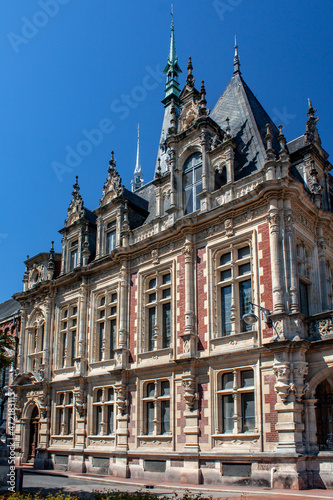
[242,302,280,340]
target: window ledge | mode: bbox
[138,347,173,363]
[212,433,260,447]
[138,435,172,446]
[210,330,258,352]
[89,359,116,371]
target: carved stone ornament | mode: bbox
[224,218,234,236]
[290,362,308,402]
[27,390,48,417]
[115,383,127,415]
[183,244,193,264]
[74,389,86,417]
[309,315,333,339]
[273,362,291,402]
[182,376,198,411]
[268,212,280,233]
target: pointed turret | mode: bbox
[131,124,144,192]
[233,36,241,75]
[155,15,182,176]
[210,38,279,179]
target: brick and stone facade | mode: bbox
[11,26,333,489]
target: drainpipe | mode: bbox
[271,467,277,489]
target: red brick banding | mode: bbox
[264,373,278,442]
[196,247,207,351]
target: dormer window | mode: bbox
[183,152,203,214]
[69,240,78,270]
[105,221,116,254]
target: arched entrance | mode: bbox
[315,379,333,451]
[27,406,39,462]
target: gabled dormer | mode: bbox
[23,242,61,291]
[59,176,96,275]
[95,153,149,258]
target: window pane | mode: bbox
[67,408,73,435]
[110,319,117,357]
[58,408,63,434]
[239,279,252,331]
[162,303,171,348]
[96,406,102,435]
[161,381,170,396]
[108,388,114,401]
[99,323,105,361]
[111,293,117,303]
[161,401,170,434]
[148,293,156,303]
[222,372,234,390]
[221,285,232,336]
[184,171,193,188]
[299,281,309,315]
[96,389,103,402]
[70,249,77,270]
[100,297,105,306]
[185,188,193,215]
[242,393,255,432]
[220,269,232,281]
[107,405,114,434]
[149,278,156,289]
[71,330,76,364]
[220,253,231,266]
[147,383,155,398]
[163,288,171,299]
[106,230,116,254]
[148,307,156,351]
[99,310,105,318]
[238,246,250,259]
[162,274,171,285]
[195,166,203,183]
[239,263,251,276]
[110,306,117,315]
[222,395,234,433]
[147,402,154,435]
[241,370,254,388]
[195,185,202,211]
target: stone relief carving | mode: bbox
[309,315,333,339]
[182,376,198,411]
[273,359,308,403]
[74,389,86,417]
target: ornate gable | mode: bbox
[100,152,124,207]
[66,176,85,227]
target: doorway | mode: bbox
[27,406,39,462]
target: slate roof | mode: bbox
[0,299,20,323]
[210,72,280,180]
[287,135,307,155]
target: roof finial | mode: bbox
[72,176,80,199]
[131,124,144,192]
[233,35,241,75]
[186,56,195,87]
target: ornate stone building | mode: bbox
[12,25,333,489]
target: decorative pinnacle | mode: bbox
[265,123,273,151]
[225,117,231,138]
[186,56,195,87]
[72,176,81,200]
[109,151,116,171]
[234,35,241,74]
[307,98,317,117]
[134,124,142,175]
[278,124,287,152]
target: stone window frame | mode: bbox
[140,379,171,437]
[55,390,74,436]
[215,367,257,435]
[91,385,116,437]
[183,152,203,215]
[58,304,78,368]
[142,269,173,352]
[68,238,79,271]
[27,310,46,372]
[296,240,313,316]
[93,289,118,363]
[214,240,254,337]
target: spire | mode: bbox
[163,12,182,103]
[233,35,241,75]
[131,124,144,192]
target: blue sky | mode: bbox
[0,0,332,303]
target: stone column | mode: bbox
[168,149,177,211]
[304,398,318,454]
[114,378,129,478]
[42,298,52,369]
[268,208,285,313]
[181,369,200,484]
[78,278,88,373]
[18,308,27,372]
[114,261,128,369]
[284,211,299,313]
[317,226,329,311]
[180,236,197,357]
[95,216,102,258]
[60,236,67,275]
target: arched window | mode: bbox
[183,152,203,214]
[315,379,333,450]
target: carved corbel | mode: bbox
[182,376,198,411]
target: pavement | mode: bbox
[3,469,331,500]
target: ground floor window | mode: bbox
[316,379,333,451]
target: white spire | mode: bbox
[131,124,144,192]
